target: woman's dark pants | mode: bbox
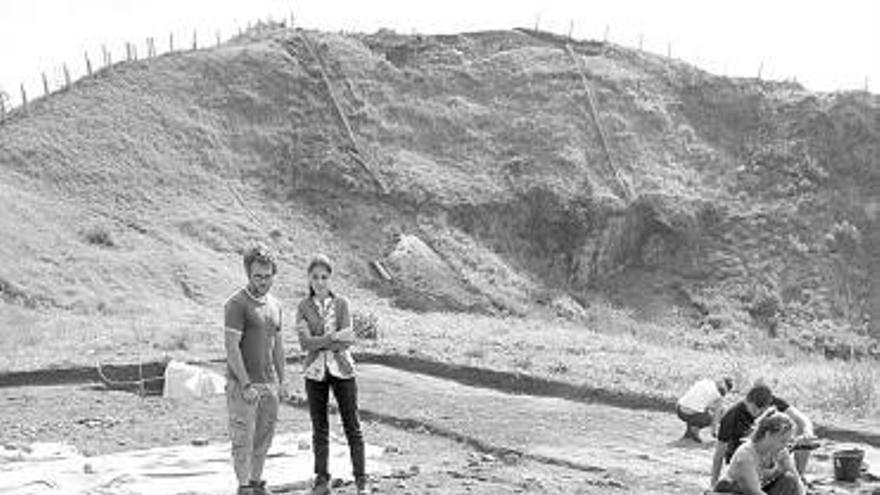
[305,375,365,481]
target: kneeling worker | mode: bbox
[676,376,733,443]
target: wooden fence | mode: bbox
[0,13,295,121]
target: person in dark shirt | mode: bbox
[711,384,815,488]
[224,244,286,495]
[713,409,805,495]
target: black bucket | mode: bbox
[832,448,864,482]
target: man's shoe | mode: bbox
[355,476,370,494]
[236,485,254,495]
[251,480,274,495]
[310,476,331,495]
[683,428,703,443]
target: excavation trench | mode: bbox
[1,354,877,449]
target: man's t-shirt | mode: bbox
[717,396,790,462]
[678,378,721,413]
[225,289,282,384]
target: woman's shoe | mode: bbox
[310,476,331,495]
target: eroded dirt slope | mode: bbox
[0,26,876,360]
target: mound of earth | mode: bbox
[0,25,876,359]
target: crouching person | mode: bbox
[225,244,286,495]
[676,376,733,442]
[713,409,805,495]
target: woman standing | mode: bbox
[713,408,805,495]
[295,254,367,495]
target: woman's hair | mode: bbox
[307,254,333,274]
[307,254,333,298]
[750,407,794,442]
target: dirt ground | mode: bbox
[0,382,635,495]
[1,364,877,495]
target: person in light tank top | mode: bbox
[713,409,805,495]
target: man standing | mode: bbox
[225,244,286,495]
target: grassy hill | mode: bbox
[0,25,876,422]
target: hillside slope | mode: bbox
[0,26,876,368]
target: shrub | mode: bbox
[464,348,486,359]
[83,226,115,248]
[749,288,780,321]
[748,284,781,337]
[155,333,190,351]
[353,310,379,340]
[548,362,569,374]
[512,356,533,370]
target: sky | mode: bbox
[0,0,878,107]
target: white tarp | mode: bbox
[863,445,880,478]
[162,360,226,400]
[0,432,390,495]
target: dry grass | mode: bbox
[359,303,879,426]
[809,362,878,418]
[1,291,876,430]
[0,307,221,372]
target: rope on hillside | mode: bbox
[563,43,635,203]
[297,31,387,195]
[226,181,269,234]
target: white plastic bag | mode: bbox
[162,360,226,400]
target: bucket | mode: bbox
[832,448,864,482]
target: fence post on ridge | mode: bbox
[42,73,49,96]
[85,52,93,76]
[63,64,71,89]
[192,30,198,50]
[169,32,174,52]
[20,84,27,110]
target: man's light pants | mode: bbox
[226,381,279,486]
